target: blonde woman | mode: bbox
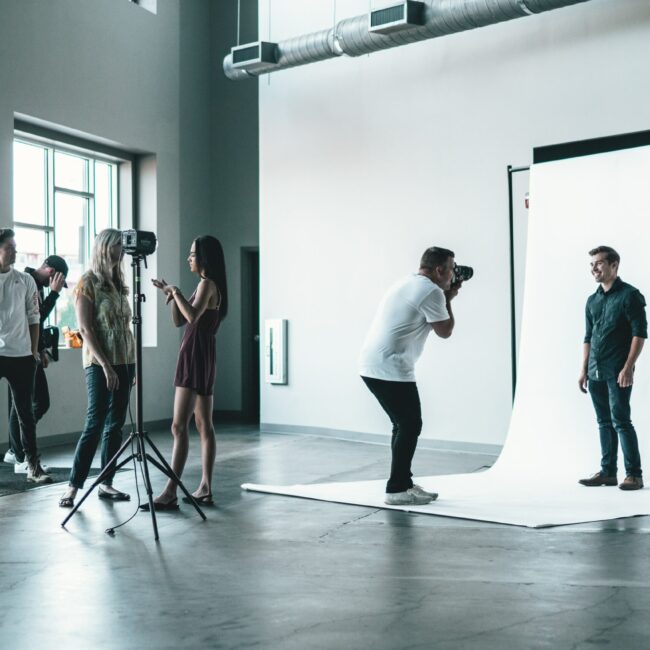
[59,229,135,508]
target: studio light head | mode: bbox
[122,229,157,257]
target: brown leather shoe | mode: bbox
[619,475,644,491]
[578,472,618,487]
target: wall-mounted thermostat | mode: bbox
[264,319,287,384]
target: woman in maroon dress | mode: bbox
[147,235,228,509]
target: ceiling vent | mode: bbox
[368,1,424,35]
[223,1,595,81]
[231,41,278,72]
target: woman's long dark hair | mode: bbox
[194,235,228,319]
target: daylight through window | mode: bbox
[13,137,120,331]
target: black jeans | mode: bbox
[0,356,38,462]
[362,376,422,493]
[8,362,49,462]
[589,377,642,478]
[68,363,135,489]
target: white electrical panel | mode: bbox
[264,319,288,384]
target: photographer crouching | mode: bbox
[359,246,471,506]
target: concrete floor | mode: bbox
[1,424,650,649]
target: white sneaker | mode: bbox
[384,488,433,506]
[411,484,439,501]
[26,460,53,484]
[15,460,49,474]
[3,450,17,464]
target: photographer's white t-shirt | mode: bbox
[359,274,449,382]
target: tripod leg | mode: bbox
[61,433,136,528]
[143,433,207,520]
[136,433,159,541]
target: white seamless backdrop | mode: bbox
[247,144,650,527]
[498,145,650,481]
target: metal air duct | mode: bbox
[223,0,593,81]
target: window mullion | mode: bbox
[47,147,55,256]
[89,160,96,241]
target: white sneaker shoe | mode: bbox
[15,460,49,474]
[14,461,28,474]
[385,488,433,506]
[26,460,53,484]
[411,484,439,501]
[3,450,17,464]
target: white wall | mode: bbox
[0,0,252,443]
[258,0,650,445]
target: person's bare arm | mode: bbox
[431,284,460,339]
[431,309,454,339]
[152,278,187,327]
[168,279,216,324]
[76,293,119,390]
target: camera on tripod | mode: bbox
[121,229,157,256]
[452,264,473,288]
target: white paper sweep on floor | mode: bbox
[246,144,650,527]
[242,472,650,527]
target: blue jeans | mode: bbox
[589,378,642,478]
[68,363,135,489]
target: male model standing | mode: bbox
[4,255,67,472]
[579,245,646,491]
[0,228,51,483]
[360,246,461,505]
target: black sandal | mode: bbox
[98,487,131,501]
[139,498,179,512]
[182,494,214,506]
[59,496,74,508]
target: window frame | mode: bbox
[13,122,134,330]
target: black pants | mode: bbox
[362,376,422,493]
[8,362,49,462]
[0,356,37,462]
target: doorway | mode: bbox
[241,247,260,422]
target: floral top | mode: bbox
[75,271,135,368]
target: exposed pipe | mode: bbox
[223,0,593,80]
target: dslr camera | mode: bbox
[452,264,473,288]
[121,230,157,256]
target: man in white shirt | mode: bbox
[359,246,460,505]
[0,228,52,483]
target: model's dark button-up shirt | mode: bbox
[585,278,647,381]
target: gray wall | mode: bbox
[0,0,257,444]
[257,0,650,445]
[211,0,259,413]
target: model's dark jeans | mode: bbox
[69,363,135,489]
[0,356,38,462]
[8,363,49,463]
[589,377,642,478]
[362,376,422,493]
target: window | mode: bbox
[13,137,120,332]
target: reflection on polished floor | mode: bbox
[1,424,650,649]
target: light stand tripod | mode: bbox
[61,253,206,540]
